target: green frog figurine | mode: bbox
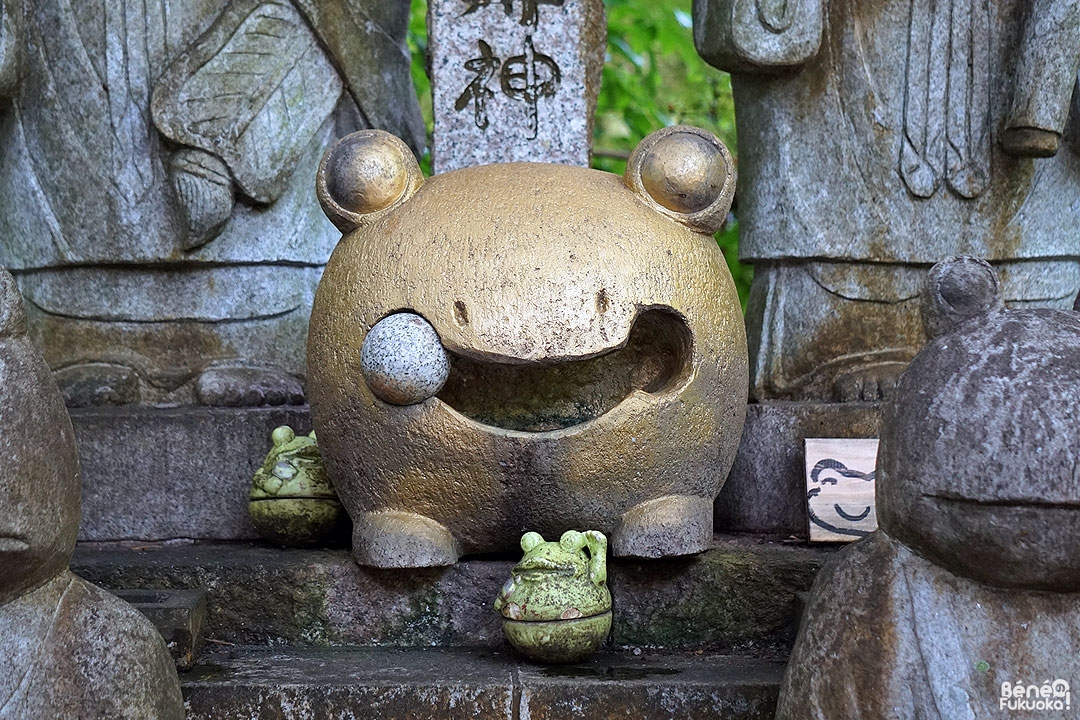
[249,426,347,546]
[495,530,612,663]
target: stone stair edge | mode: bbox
[180,646,785,720]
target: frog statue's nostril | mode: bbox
[360,312,451,405]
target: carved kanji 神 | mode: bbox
[455,36,561,139]
[454,40,501,130]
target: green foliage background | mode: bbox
[407,0,751,307]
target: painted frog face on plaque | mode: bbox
[307,127,747,568]
[876,257,1080,592]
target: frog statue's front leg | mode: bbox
[583,530,608,587]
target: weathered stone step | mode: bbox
[73,535,832,655]
[181,647,784,720]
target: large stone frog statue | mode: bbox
[777,257,1080,719]
[0,268,183,719]
[495,530,612,663]
[307,126,747,568]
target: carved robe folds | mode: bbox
[694,0,1080,401]
[0,0,422,405]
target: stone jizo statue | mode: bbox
[777,257,1080,719]
[0,268,184,719]
[0,0,423,406]
[694,0,1080,401]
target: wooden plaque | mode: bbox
[805,438,879,542]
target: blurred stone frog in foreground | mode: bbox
[777,257,1080,720]
[495,530,611,663]
[0,268,183,718]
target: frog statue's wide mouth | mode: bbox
[436,308,693,433]
[514,557,578,576]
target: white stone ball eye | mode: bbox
[361,313,450,405]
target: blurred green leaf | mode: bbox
[407,0,434,175]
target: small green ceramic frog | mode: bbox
[495,529,612,663]
[249,426,347,546]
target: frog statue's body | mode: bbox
[307,127,748,568]
[777,257,1080,720]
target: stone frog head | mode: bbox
[876,256,1080,591]
[0,268,80,605]
[307,127,746,567]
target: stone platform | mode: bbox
[70,402,883,542]
[181,647,783,720]
[68,408,848,719]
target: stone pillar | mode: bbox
[429,0,606,172]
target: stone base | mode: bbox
[718,401,884,536]
[72,406,311,541]
[181,647,782,720]
[72,402,881,542]
[72,537,830,655]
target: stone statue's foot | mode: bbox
[54,362,142,407]
[170,148,235,250]
[195,366,305,406]
[832,361,907,402]
[612,495,712,558]
[352,510,460,568]
[1000,127,1061,158]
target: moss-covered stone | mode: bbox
[73,536,833,654]
[610,537,833,656]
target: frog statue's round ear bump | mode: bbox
[521,531,545,552]
[271,425,296,447]
[316,129,424,234]
[624,125,736,235]
[921,256,1004,340]
[559,530,586,551]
